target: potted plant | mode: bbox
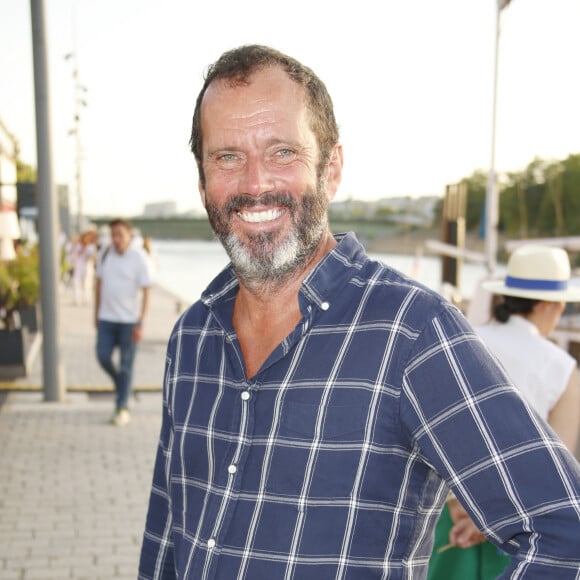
[0,246,41,378]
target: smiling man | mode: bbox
[139,45,580,579]
[199,62,340,296]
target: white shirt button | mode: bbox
[207,538,216,549]
[321,301,330,311]
[241,391,250,401]
[228,464,237,474]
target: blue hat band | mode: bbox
[505,275,568,291]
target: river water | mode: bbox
[151,238,497,306]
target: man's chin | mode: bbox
[224,231,303,282]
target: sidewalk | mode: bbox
[0,284,186,580]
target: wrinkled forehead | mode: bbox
[202,66,307,112]
[200,67,314,148]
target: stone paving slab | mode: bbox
[0,283,186,579]
[0,391,162,580]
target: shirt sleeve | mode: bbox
[401,303,580,578]
[139,353,176,579]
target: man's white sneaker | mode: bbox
[111,408,131,427]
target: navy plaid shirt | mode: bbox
[140,233,580,579]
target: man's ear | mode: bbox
[323,144,343,202]
[198,179,206,208]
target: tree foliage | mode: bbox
[16,160,36,183]
[462,154,580,238]
[460,170,487,231]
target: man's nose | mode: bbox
[239,156,273,197]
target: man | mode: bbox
[95,218,151,426]
[139,45,580,578]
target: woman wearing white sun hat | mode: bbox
[429,245,580,580]
[479,244,580,442]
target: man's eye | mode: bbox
[218,153,237,162]
[272,148,297,164]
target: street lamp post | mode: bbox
[485,1,515,275]
[64,52,87,235]
[484,2,504,276]
[30,0,66,402]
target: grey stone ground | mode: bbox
[0,284,185,579]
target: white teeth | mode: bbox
[238,208,283,223]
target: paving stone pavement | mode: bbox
[0,283,187,579]
[0,391,162,580]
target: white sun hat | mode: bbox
[482,245,580,302]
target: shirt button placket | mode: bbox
[211,386,250,555]
[232,390,251,476]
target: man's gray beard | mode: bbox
[206,189,328,291]
[222,216,326,289]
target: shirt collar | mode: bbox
[299,232,368,313]
[506,314,540,335]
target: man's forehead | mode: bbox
[204,66,303,103]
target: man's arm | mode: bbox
[133,286,151,342]
[138,353,175,579]
[403,303,580,577]
[94,278,101,328]
[548,366,580,452]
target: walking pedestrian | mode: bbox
[71,230,97,305]
[95,218,152,426]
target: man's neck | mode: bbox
[232,230,337,378]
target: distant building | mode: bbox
[376,195,440,227]
[143,200,178,218]
[329,198,375,220]
[330,195,440,226]
[0,118,18,211]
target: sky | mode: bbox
[1,0,580,218]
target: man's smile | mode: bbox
[236,208,284,223]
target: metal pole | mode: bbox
[68,51,85,234]
[485,4,501,276]
[30,0,66,401]
[75,96,83,234]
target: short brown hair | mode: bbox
[190,44,339,187]
[108,218,132,232]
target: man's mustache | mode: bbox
[224,193,297,213]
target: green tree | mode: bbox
[460,170,487,232]
[561,154,580,234]
[16,160,36,183]
[497,155,580,238]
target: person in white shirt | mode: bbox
[478,245,580,450]
[94,218,152,426]
[71,230,97,305]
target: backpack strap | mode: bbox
[99,245,111,266]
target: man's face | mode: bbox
[198,66,341,286]
[111,224,132,254]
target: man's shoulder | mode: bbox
[167,299,212,345]
[351,255,449,314]
[117,245,150,269]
